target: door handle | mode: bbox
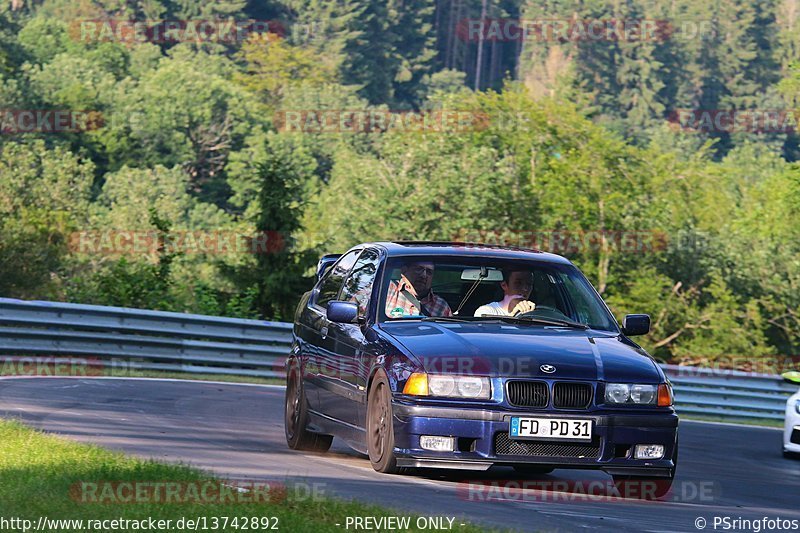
[320,326,329,339]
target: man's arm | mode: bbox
[429,294,452,317]
[508,296,535,316]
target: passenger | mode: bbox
[386,261,452,318]
[474,269,536,317]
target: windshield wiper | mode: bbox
[486,315,589,329]
[420,316,482,322]
[387,315,478,322]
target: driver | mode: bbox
[474,269,536,317]
[386,261,453,318]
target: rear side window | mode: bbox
[316,249,361,308]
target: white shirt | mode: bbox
[474,301,511,317]
[474,294,533,317]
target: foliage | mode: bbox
[0,141,94,299]
[1,0,799,366]
[236,33,338,108]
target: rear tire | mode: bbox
[784,449,800,460]
[367,372,403,474]
[285,365,333,452]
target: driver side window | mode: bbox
[339,249,381,316]
[316,249,361,308]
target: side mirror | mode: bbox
[622,314,650,336]
[326,301,359,324]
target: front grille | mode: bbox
[494,433,601,458]
[553,382,593,409]
[792,427,800,445]
[506,380,548,407]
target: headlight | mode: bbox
[631,384,656,404]
[403,373,491,399]
[605,383,669,405]
[605,383,631,403]
[429,374,455,396]
[795,399,800,415]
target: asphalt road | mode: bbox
[1,377,798,532]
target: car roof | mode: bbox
[358,241,572,265]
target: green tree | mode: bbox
[95,45,268,205]
[168,0,246,18]
[236,33,338,109]
[284,0,437,106]
[249,133,319,320]
[0,141,94,298]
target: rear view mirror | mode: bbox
[461,268,503,281]
[622,314,650,336]
[327,301,359,324]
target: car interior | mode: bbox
[384,265,567,318]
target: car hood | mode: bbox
[380,321,661,382]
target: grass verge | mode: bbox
[0,420,494,533]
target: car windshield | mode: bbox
[378,256,619,332]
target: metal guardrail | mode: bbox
[0,298,796,421]
[0,298,291,378]
[662,365,796,421]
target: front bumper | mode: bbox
[784,394,800,453]
[392,400,678,477]
[784,425,800,453]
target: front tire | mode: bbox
[366,372,402,474]
[285,365,333,452]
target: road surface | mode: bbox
[1,377,797,532]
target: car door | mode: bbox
[304,249,361,414]
[327,248,382,428]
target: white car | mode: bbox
[783,372,800,459]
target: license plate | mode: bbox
[510,417,592,441]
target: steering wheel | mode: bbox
[519,305,573,322]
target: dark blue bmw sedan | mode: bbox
[285,242,678,497]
